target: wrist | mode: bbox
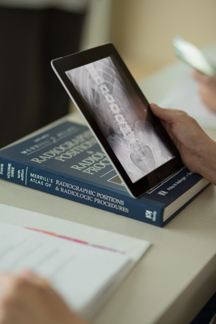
[197,138,216,184]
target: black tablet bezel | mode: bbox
[51,43,183,198]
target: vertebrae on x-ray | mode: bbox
[86,63,155,164]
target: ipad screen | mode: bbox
[65,56,175,184]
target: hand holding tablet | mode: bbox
[51,43,183,197]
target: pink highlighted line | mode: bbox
[56,235,88,245]
[25,227,124,254]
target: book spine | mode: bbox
[0,157,165,227]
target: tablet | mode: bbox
[173,36,216,77]
[51,43,183,198]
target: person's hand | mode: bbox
[0,271,89,324]
[192,69,216,112]
[150,103,216,185]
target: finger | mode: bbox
[0,273,15,291]
[191,69,212,84]
[150,104,179,146]
[19,269,51,289]
[150,103,165,118]
[150,103,183,123]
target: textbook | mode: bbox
[0,117,210,227]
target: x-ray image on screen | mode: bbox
[65,56,174,183]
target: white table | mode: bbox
[1,52,216,324]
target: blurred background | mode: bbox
[82,0,216,80]
[0,0,216,147]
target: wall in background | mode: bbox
[80,0,216,80]
[81,0,112,50]
[110,0,216,67]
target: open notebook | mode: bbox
[0,204,150,319]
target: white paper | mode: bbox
[0,203,151,318]
[0,222,131,316]
[160,74,216,129]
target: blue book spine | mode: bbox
[0,156,165,227]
